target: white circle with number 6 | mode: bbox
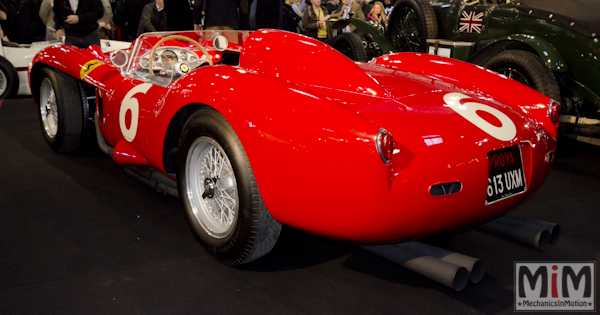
[444,92,517,141]
[120,83,152,142]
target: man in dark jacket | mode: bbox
[14,0,45,43]
[137,0,166,36]
[164,0,194,31]
[114,0,150,41]
[54,0,104,48]
[197,0,240,30]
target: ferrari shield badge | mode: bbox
[80,60,104,79]
[459,11,484,33]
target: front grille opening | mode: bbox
[430,182,462,196]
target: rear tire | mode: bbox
[332,32,369,62]
[177,108,281,265]
[0,56,18,99]
[483,50,561,102]
[38,67,84,152]
[387,0,438,52]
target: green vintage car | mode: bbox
[382,0,600,145]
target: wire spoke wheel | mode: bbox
[483,50,561,103]
[177,108,282,265]
[387,0,438,53]
[40,78,59,139]
[393,8,421,52]
[186,137,239,239]
[497,67,531,86]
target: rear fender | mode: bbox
[154,65,392,228]
[371,52,558,139]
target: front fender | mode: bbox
[29,44,114,102]
[470,36,567,72]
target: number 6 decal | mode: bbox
[120,83,152,142]
[444,92,517,141]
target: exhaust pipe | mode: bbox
[391,242,485,284]
[477,214,560,250]
[362,243,470,291]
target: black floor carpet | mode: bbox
[1,98,598,314]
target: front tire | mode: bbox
[38,67,84,152]
[483,50,561,102]
[177,108,281,265]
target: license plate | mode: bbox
[486,145,526,204]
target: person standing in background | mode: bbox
[14,0,45,43]
[383,0,392,16]
[324,0,340,14]
[54,0,104,48]
[97,0,115,39]
[196,0,240,31]
[329,0,365,33]
[137,0,165,36]
[255,0,282,29]
[39,0,56,40]
[42,0,112,41]
[164,0,193,31]
[114,0,149,41]
[302,0,332,42]
[282,0,301,33]
[367,1,386,24]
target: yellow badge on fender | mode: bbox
[80,60,104,79]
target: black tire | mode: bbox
[332,32,369,62]
[483,50,561,102]
[0,56,19,99]
[38,67,84,152]
[177,108,282,266]
[387,0,438,52]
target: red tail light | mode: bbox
[376,129,393,164]
[548,99,560,126]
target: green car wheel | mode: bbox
[387,0,438,52]
[483,50,561,102]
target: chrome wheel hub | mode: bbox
[40,78,58,138]
[185,137,239,238]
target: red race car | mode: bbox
[28,30,559,265]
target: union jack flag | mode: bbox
[459,11,484,33]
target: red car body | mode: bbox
[29,30,557,246]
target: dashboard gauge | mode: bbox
[180,63,189,73]
[140,57,149,69]
[178,51,188,61]
[153,53,159,62]
[189,55,198,62]
[161,49,178,62]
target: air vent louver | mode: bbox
[430,182,462,196]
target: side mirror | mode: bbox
[213,35,229,51]
[110,49,128,68]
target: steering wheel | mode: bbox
[148,35,213,75]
